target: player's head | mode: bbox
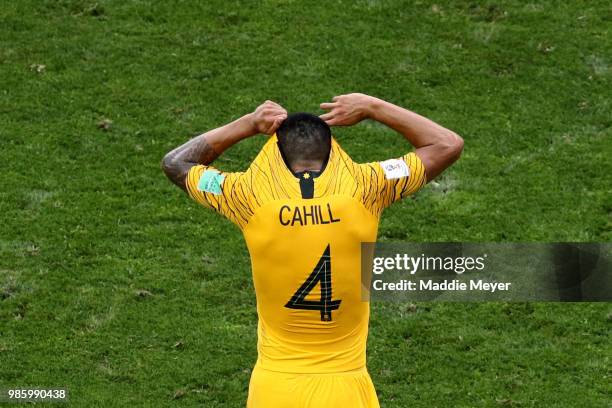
[276,113,331,173]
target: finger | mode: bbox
[319,112,335,121]
[262,100,280,111]
[320,102,337,110]
[267,112,286,122]
[267,118,283,134]
[272,107,287,116]
[324,117,338,126]
[271,113,287,127]
[332,95,341,102]
[267,100,284,109]
[263,107,283,116]
[326,117,346,126]
[265,103,285,112]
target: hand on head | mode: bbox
[251,100,288,135]
[319,93,375,127]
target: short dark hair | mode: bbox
[276,113,331,168]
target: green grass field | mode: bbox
[1,0,611,406]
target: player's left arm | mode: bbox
[161,100,287,191]
[320,93,463,182]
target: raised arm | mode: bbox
[161,101,287,191]
[320,93,463,181]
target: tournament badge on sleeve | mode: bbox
[198,169,225,195]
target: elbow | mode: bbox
[161,151,190,190]
[445,130,464,161]
[161,152,177,179]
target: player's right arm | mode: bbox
[161,100,287,191]
[319,93,463,182]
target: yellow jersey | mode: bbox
[186,134,426,374]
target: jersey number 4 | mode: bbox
[285,244,342,321]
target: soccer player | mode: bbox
[161,93,463,407]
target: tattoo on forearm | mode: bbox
[162,134,220,191]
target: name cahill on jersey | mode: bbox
[279,203,341,227]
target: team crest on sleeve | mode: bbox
[379,158,410,180]
[197,169,225,194]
